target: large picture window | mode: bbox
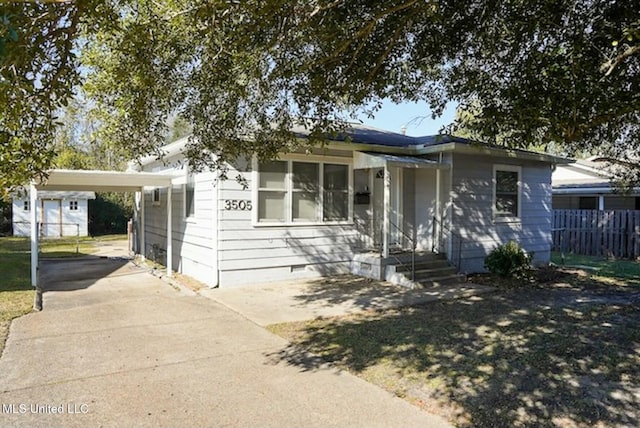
[494,165,521,219]
[257,160,351,224]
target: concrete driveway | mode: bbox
[0,257,451,427]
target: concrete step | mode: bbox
[385,252,447,264]
[415,274,467,288]
[411,266,459,281]
[394,259,451,273]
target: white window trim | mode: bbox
[492,164,522,223]
[152,188,161,206]
[252,155,354,227]
[184,170,196,221]
[69,200,79,211]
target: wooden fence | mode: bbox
[552,210,640,259]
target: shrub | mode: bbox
[484,241,533,278]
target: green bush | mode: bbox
[484,241,533,278]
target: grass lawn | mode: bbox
[0,235,127,354]
[268,268,640,427]
[551,251,640,285]
[0,238,34,354]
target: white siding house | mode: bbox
[13,190,96,237]
[552,159,640,210]
[135,127,568,288]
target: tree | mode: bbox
[0,0,95,196]
[1,0,639,191]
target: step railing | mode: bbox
[387,220,417,282]
[432,216,463,271]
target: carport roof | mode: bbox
[34,169,176,192]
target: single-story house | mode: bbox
[552,158,640,210]
[13,190,96,237]
[132,124,569,288]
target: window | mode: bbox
[323,163,349,221]
[292,162,319,222]
[152,188,161,206]
[494,165,521,219]
[257,160,351,224]
[23,200,30,211]
[69,200,78,211]
[185,176,195,218]
[258,161,287,222]
[579,197,597,210]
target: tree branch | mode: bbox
[601,44,640,77]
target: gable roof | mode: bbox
[137,122,570,166]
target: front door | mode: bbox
[370,167,405,251]
[42,200,61,237]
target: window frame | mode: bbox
[152,188,161,206]
[252,155,353,226]
[492,164,522,222]
[184,172,196,220]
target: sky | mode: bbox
[357,99,458,136]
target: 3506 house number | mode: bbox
[224,200,252,210]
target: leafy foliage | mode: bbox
[1,1,639,190]
[88,194,133,236]
[484,241,533,278]
[0,1,92,195]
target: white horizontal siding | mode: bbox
[451,154,553,273]
[142,169,217,287]
[216,154,360,286]
[12,197,90,237]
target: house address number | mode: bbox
[224,199,252,210]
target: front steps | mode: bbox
[351,252,466,288]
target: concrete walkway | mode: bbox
[201,276,495,326]
[0,257,452,427]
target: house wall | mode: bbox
[413,168,438,251]
[450,153,552,273]
[63,199,90,236]
[12,198,30,236]
[218,155,359,287]
[12,197,90,237]
[142,164,218,288]
[353,168,372,248]
[141,152,362,288]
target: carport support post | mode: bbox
[30,183,38,286]
[138,190,145,260]
[166,185,172,278]
[30,183,42,310]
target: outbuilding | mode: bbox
[13,190,96,237]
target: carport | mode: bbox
[29,169,176,288]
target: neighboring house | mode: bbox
[552,158,640,210]
[13,190,96,237]
[134,125,568,288]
